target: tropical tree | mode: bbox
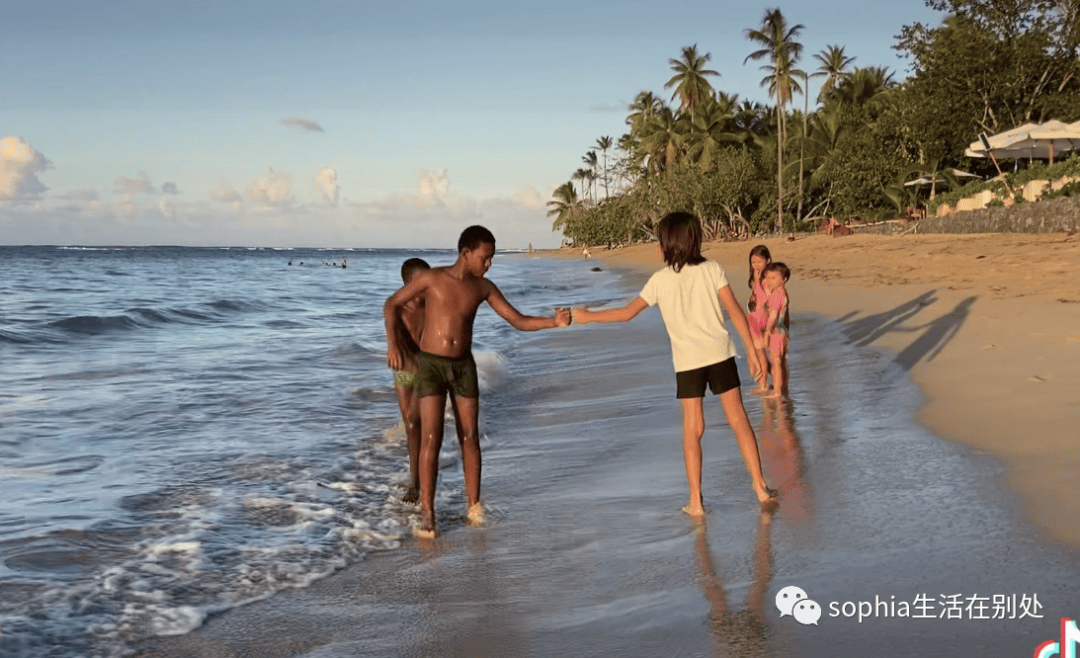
[813,45,856,101]
[582,151,600,203]
[595,136,614,198]
[571,168,591,203]
[664,44,721,114]
[547,182,580,232]
[686,96,743,169]
[745,8,805,231]
[637,106,689,172]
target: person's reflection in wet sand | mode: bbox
[759,396,814,524]
[694,511,775,657]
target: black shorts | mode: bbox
[675,357,741,399]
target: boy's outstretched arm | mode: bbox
[486,283,571,330]
[718,285,764,380]
[384,274,430,370]
[572,297,649,324]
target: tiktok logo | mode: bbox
[1034,618,1079,658]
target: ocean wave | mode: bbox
[0,425,417,657]
[48,314,144,335]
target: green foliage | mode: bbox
[550,11,1080,244]
[987,198,1006,208]
[1041,180,1080,200]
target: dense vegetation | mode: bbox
[548,0,1080,245]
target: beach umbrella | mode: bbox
[903,169,980,187]
[965,120,1080,164]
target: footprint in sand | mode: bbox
[1028,375,1047,383]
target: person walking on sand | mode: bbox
[761,262,791,397]
[384,225,572,537]
[573,212,778,515]
[746,245,773,393]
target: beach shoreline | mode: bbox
[540,232,1080,551]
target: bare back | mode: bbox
[398,299,425,370]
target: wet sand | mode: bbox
[133,250,1080,658]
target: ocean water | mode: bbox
[0,246,628,657]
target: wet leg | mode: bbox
[452,395,483,523]
[395,385,421,503]
[681,397,706,516]
[417,392,447,536]
[719,387,778,508]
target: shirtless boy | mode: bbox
[390,257,430,504]
[384,225,572,537]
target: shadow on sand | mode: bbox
[838,291,977,371]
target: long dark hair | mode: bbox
[657,212,706,272]
[747,244,772,289]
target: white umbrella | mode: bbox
[903,169,981,187]
[965,120,1080,163]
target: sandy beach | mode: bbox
[553,232,1080,551]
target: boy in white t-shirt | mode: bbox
[573,212,777,514]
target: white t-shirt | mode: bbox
[639,260,736,373]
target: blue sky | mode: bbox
[2,0,942,248]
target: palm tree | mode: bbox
[638,106,689,172]
[547,182,580,232]
[813,45,855,102]
[664,45,721,114]
[571,168,591,202]
[627,91,665,132]
[686,96,742,169]
[745,8,805,232]
[595,136,613,199]
[582,151,600,203]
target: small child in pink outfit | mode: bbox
[746,245,773,393]
[761,262,791,398]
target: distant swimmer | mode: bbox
[342,257,348,269]
[573,212,778,515]
[288,260,293,266]
[384,225,572,537]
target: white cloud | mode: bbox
[418,168,451,203]
[247,168,294,209]
[114,171,157,195]
[278,116,324,132]
[158,197,177,217]
[313,166,339,206]
[212,185,242,203]
[2,167,563,249]
[0,136,52,202]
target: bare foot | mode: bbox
[752,385,770,394]
[414,507,437,538]
[402,486,419,504]
[467,502,485,526]
[767,389,784,399]
[682,504,706,517]
[756,487,779,510]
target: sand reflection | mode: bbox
[759,396,814,523]
[694,511,775,657]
